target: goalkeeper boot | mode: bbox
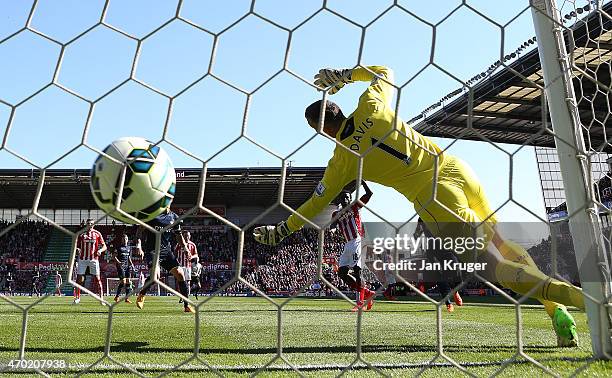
[453,291,463,306]
[553,307,579,347]
[124,297,132,304]
[136,294,145,310]
[351,300,364,312]
[113,296,120,303]
[446,303,455,313]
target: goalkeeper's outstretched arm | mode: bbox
[252,150,355,246]
[253,66,391,246]
[314,66,394,102]
[351,66,394,109]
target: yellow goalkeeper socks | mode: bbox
[494,259,585,311]
[542,301,565,318]
[497,239,567,317]
[497,239,536,266]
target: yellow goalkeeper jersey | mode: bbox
[287,66,444,232]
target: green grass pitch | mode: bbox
[0,296,610,377]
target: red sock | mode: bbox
[359,287,365,302]
[75,287,80,299]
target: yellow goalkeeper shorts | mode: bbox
[413,155,497,244]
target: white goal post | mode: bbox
[3,2,612,376]
[531,0,612,358]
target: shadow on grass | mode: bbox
[200,308,438,314]
[3,343,568,355]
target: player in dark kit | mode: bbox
[30,266,41,297]
[113,233,138,303]
[190,260,202,300]
[135,208,195,313]
[414,217,463,312]
[6,271,14,295]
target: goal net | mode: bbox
[0,0,611,376]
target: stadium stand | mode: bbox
[0,164,590,299]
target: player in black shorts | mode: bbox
[113,233,137,303]
[30,266,41,297]
[5,271,15,295]
[414,218,464,312]
[135,208,194,313]
[190,260,202,300]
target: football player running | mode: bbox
[254,65,584,347]
[135,209,195,313]
[113,233,138,304]
[332,183,375,311]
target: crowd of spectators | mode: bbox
[4,216,582,298]
[187,227,377,295]
[160,223,589,297]
[0,264,50,295]
[192,231,237,262]
[94,219,588,298]
[528,232,580,283]
[0,220,50,262]
[0,220,52,294]
[88,221,361,296]
[242,231,319,294]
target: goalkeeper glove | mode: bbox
[253,221,292,246]
[314,68,353,95]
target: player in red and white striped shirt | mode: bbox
[174,231,198,301]
[331,181,375,312]
[73,219,107,304]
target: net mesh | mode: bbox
[0,0,611,376]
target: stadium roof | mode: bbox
[0,167,326,210]
[413,2,612,151]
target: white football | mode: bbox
[90,137,176,223]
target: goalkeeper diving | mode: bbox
[254,65,584,347]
